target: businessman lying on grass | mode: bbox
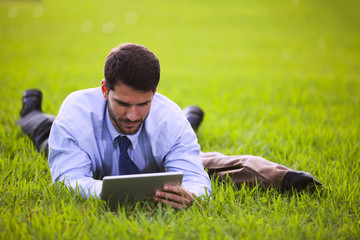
[17,43,322,209]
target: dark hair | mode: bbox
[104,43,160,92]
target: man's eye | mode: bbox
[116,101,129,107]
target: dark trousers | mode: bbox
[17,110,55,153]
[18,112,291,188]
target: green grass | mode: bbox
[1,0,359,239]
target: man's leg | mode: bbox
[183,106,323,191]
[182,106,204,132]
[200,151,289,187]
[16,89,55,154]
[17,110,55,153]
[200,152,322,190]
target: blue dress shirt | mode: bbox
[48,87,211,198]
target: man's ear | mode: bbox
[153,88,157,96]
[101,79,108,100]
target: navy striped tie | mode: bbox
[117,136,141,175]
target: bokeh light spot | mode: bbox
[291,0,300,7]
[282,50,291,60]
[102,22,115,34]
[33,6,44,18]
[80,21,93,33]
[8,6,18,18]
[124,11,138,24]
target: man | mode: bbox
[17,43,322,209]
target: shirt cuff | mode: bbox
[92,180,103,199]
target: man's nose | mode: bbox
[126,106,138,121]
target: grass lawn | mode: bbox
[1,0,359,239]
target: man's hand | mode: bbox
[153,184,194,209]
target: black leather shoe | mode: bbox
[183,106,204,132]
[282,171,323,191]
[20,89,42,117]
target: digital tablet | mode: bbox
[100,172,183,204]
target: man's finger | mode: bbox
[153,196,187,209]
[153,185,195,209]
[162,185,192,197]
[154,190,192,206]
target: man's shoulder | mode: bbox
[62,87,103,106]
[150,93,185,122]
[55,87,106,130]
[152,92,181,111]
[59,87,103,110]
[144,92,190,141]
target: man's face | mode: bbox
[101,80,156,135]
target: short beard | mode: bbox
[107,105,142,135]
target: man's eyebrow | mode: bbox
[113,98,152,106]
[114,99,130,106]
[137,99,152,105]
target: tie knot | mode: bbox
[118,136,131,153]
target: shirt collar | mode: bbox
[105,104,142,150]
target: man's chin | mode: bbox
[119,126,141,135]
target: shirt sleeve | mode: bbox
[48,119,102,198]
[163,123,212,197]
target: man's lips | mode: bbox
[121,120,141,128]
